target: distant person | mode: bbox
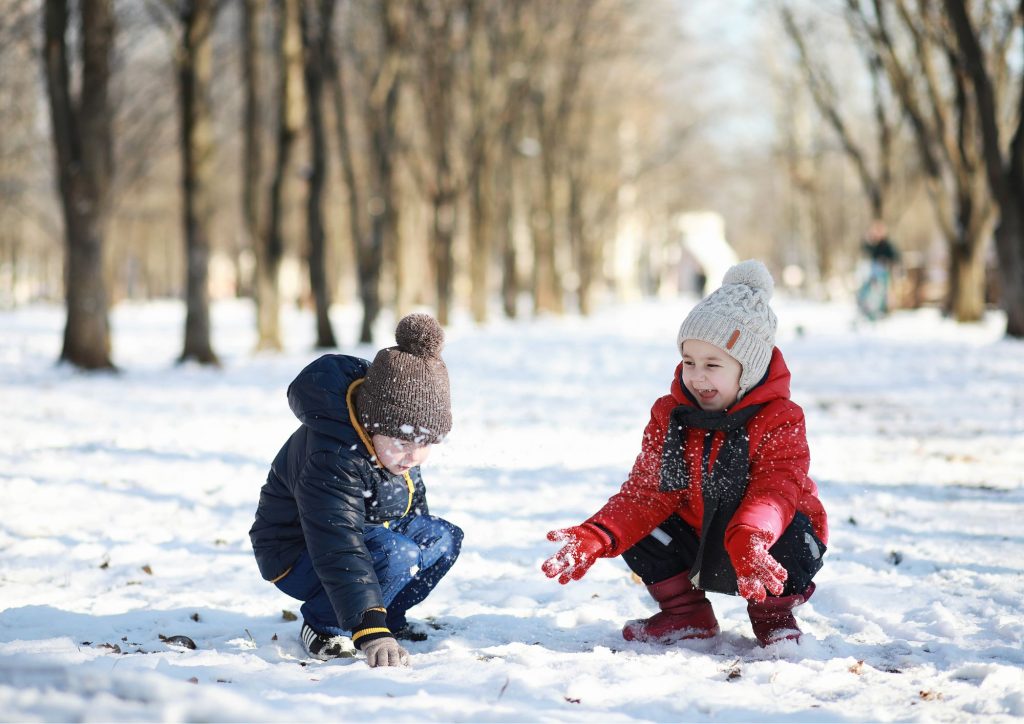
[857,219,899,320]
[543,260,828,647]
[250,314,462,668]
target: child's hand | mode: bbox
[730,527,788,603]
[541,523,611,584]
[362,637,410,667]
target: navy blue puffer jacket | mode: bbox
[249,354,429,630]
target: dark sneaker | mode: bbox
[392,624,429,642]
[301,622,356,660]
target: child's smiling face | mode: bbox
[372,434,432,475]
[681,339,742,411]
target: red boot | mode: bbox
[623,571,719,642]
[747,582,815,646]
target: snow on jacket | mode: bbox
[588,347,828,562]
[249,354,428,630]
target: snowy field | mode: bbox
[1,295,1022,722]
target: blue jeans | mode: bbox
[275,514,462,636]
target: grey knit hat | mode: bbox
[676,259,778,398]
[355,313,452,443]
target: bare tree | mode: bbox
[842,0,1001,322]
[43,0,116,369]
[301,0,338,348]
[944,0,1024,337]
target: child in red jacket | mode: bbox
[543,260,828,646]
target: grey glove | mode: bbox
[361,636,410,668]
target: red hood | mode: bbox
[669,347,792,413]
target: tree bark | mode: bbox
[177,0,219,364]
[43,0,115,370]
[301,0,337,348]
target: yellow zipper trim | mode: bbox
[269,565,293,584]
[346,378,416,527]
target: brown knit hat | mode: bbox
[355,313,452,443]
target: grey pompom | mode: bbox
[722,259,774,299]
[395,313,445,358]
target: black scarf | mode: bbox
[659,402,762,594]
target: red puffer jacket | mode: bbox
[588,347,828,557]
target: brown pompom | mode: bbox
[394,313,444,358]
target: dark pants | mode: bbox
[275,514,462,636]
[622,512,824,597]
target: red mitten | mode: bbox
[542,523,611,584]
[729,526,787,603]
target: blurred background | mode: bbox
[2,0,1023,368]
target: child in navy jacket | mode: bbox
[251,315,462,667]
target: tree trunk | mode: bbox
[43,0,115,370]
[357,0,403,344]
[260,0,303,351]
[465,0,492,324]
[301,0,336,349]
[948,238,987,322]
[432,194,456,325]
[323,0,367,325]
[992,210,1024,335]
[241,0,263,303]
[532,141,562,314]
[498,110,520,319]
[412,0,459,325]
[468,166,491,323]
[569,172,598,315]
[177,0,219,365]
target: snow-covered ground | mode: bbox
[1,295,1022,722]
